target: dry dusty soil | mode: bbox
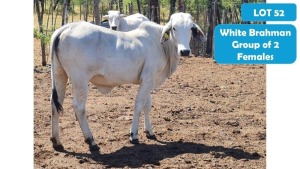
[34,39,266,169]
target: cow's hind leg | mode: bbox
[72,80,100,151]
[51,67,68,151]
[143,95,156,140]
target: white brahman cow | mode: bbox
[50,12,207,151]
[105,10,149,31]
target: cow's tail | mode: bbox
[50,25,69,113]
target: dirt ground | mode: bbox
[34,39,266,169]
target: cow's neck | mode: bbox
[119,18,126,31]
[161,35,180,79]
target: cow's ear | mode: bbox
[120,14,127,17]
[162,31,170,43]
[191,23,207,42]
[160,21,172,43]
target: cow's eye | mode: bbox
[173,27,175,31]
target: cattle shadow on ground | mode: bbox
[61,140,261,168]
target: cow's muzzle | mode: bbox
[112,26,117,31]
[180,50,190,56]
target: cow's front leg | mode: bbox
[143,95,156,140]
[130,79,153,144]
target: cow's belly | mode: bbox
[89,73,140,87]
[89,55,143,85]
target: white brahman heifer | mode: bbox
[50,12,206,151]
[105,10,149,31]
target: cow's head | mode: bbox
[104,10,126,31]
[160,13,207,56]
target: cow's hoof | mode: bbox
[51,137,64,152]
[53,144,64,152]
[89,144,100,151]
[144,131,157,140]
[130,138,139,144]
[146,134,157,140]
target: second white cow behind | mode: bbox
[105,10,149,31]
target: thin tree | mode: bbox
[206,0,214,56]
[85,0,89,21]
[119,0,124,13]
[94,0,100,25]
[149,0,159,23]
[62,0,70,26]
[169,0,176,19]
[178,0,183,12]
[137,0,141,13]
[35,0,47,66]
[53,0,60,10]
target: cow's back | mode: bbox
[55,21,165,86]
[122,13,149,31]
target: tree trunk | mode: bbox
[211,0,217,59]
[35,0,47,66]
[94,0,100,25]
[149,0,159,23]
[178,0,183,12]
[62,0,70,26]
[137,0,141,13]
[169,0,176,20]
[206,1,214,56]
[85,0,89,21]
[53,0,60,11]
[119,0,124,13]
[147,0,150,19]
